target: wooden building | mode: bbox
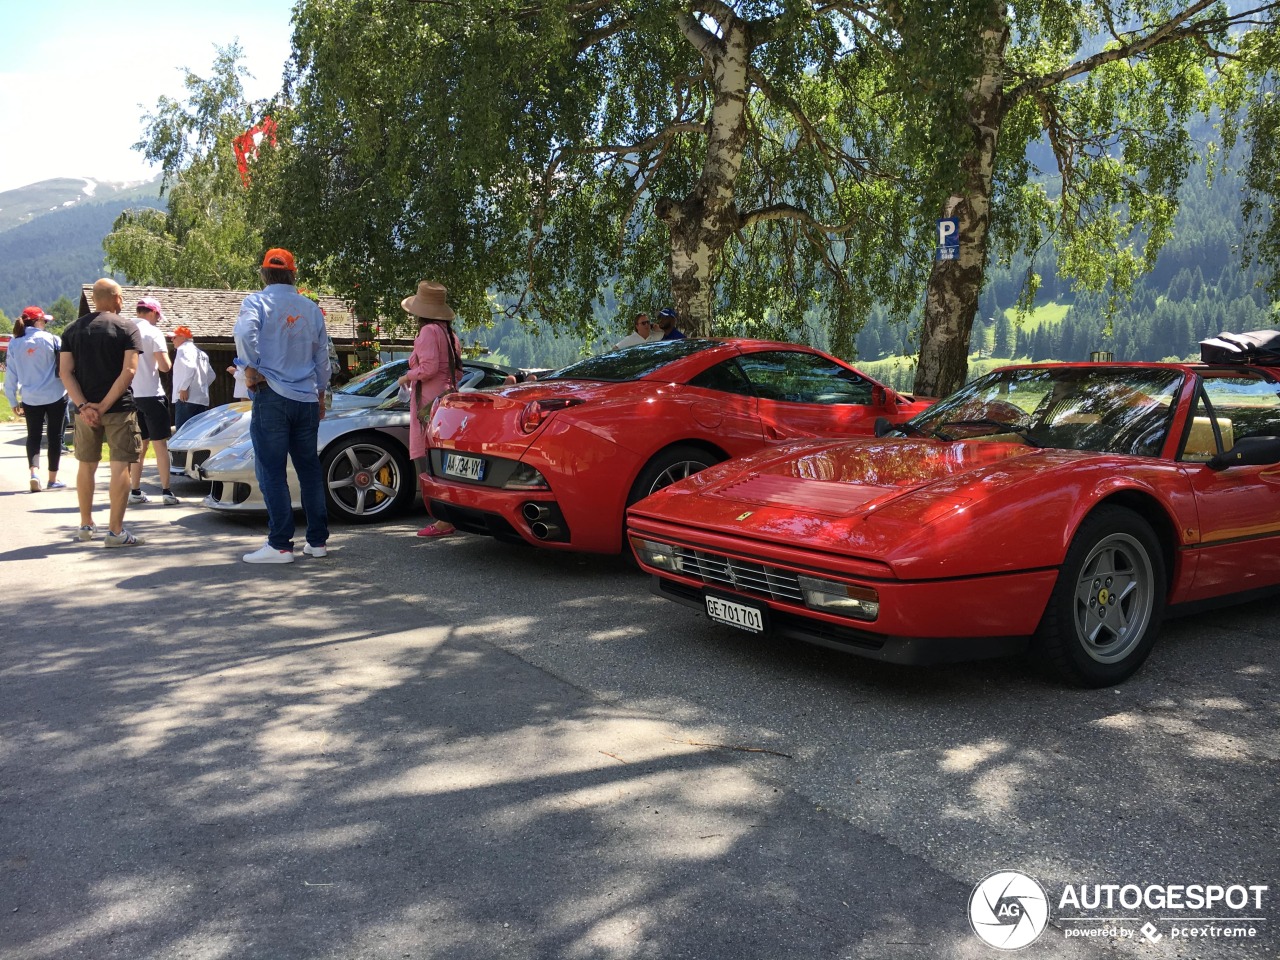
[77,285,404,406]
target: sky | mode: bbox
[0,0,297,193]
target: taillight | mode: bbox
[519,398,583,433]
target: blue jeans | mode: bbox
[249,386,328,550]
[175,400,210,429]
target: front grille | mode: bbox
[673,547,804,603]
[172,451,188,472]
[191,450,210,469]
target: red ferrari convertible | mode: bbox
[421,338,933,553]
[627,360,1280,686]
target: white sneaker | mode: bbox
[303,543,328,558]
[77,524,100,542]
[129,491,151,505]
[243,543,295,564]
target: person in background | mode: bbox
[613,312,660,350]
[655,307,686,340]
[5,306,68,492]
[171,326,213,428]
[234,247,331,564]
[59,278,145,547]
[396,280,463,538]
[129,297,179,505]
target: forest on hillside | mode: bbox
[0,197,161,319]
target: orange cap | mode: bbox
[173,326,194,340]
[262,248,296,271]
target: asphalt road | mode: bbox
[0,422,1275,960]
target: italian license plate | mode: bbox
[444,453,486,481]
[705,594,765,633]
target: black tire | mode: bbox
[627,443,725,505]
[321,432,416,524]
[1034,506,1166,687]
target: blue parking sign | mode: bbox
[937,217,960,261]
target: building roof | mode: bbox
[77,285,363,342]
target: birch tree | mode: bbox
[281,0,911,349]
[907,0,1280,395]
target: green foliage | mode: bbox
[103,44,275,289]
[48,296,76,332]
[281,0,937,345]
[1236,9,1280,301]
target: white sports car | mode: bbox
[195,361,519,523]
[170,358,510,478]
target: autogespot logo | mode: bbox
[969,870,1051,950]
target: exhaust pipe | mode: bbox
[523,502,552,522]
[531,521,561,540]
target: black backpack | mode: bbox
[1199,329,1280,365]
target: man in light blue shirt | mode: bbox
[233,247,332,564]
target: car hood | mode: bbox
[170,402,251,445]
[628,437,1106,578]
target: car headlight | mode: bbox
[502,463,550,490]
[797,575,879,621]
[629,536,679,573]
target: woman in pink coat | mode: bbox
[397,281,464,537]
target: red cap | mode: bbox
[20,306,46,321]
[173,325,194,340]
[262,248,297,271]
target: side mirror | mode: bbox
[1208,436,1280,471]
[874,416,894,438]
[871,384,887,407]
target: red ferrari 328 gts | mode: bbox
[421,338,933,554]
[627,360,1280,687]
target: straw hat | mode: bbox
[401,281,455,321]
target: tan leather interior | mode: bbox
[1183,416,1234,461]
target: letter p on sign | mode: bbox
[936,217,960,261]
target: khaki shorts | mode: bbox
[74,410,143,463]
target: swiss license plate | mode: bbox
[705,594,765,633]
[444,453,486,481]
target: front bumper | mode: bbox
[650,576,1031,665]
[628,522,1059,665]
[171,444,217,478]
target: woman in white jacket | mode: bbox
[5,306,68,491]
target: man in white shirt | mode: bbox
[170,326,212,428]
[613,313,662,350]
[130,297,179,505]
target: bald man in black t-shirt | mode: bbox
[60,278,145,546]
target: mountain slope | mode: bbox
[0,179,162,317]
[0,177,160,233]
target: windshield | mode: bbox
[335,359,407,397]
[903,366,1185,456]
[543,339,718,382]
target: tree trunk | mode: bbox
[913,9,1009,397]
[655,16,752,337]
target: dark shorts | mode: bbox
[135,396,172,441]
[74,411,142,463]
